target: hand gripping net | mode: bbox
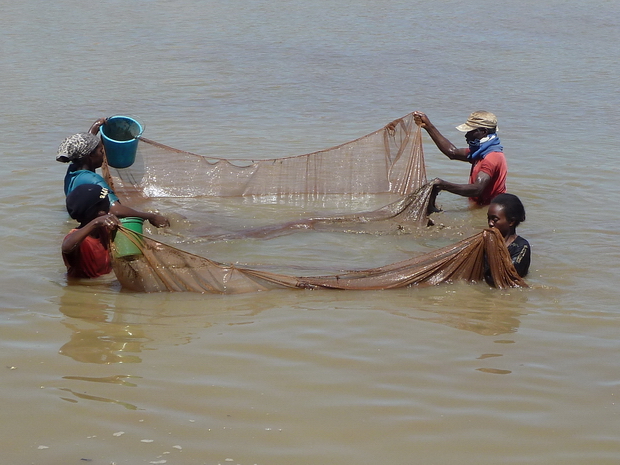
[103,113,527,293]
[111,222,526,293]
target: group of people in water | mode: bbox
[57,111,530,284]
[413,110,530,281]
[57,118,169,279]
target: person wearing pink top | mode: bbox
[413,110,507,207]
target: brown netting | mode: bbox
[103,112,426,203]
[191,181,437,241]
[102,112,527,293]
[111,226,527,293]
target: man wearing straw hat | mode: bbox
[413,111,507,207]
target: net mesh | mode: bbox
[111,226,527,293]
[188,182,437,241]
[102,112,527,293]
[103,112,426,203]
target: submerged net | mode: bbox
[103,112,426,203]
[192,181,438,241]
[102,112,527,293]
[111,226,527,293]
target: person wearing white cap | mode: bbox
[413,111,507,207]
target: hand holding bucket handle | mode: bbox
[89,117,108,135]
[100,116,144,169]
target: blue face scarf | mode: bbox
[467,134,503,162]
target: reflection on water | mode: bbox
[58,288,151,364]
[63,374,139,386]
[58,387,140,410]
[59,325,146,364]
[55,284,278,365]
[476,368,512,375]
[3,0,620,462]
[380,285,527,375]
[395,305,522,336]
[384,284,527,336]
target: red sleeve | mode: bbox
[63,234,112,278]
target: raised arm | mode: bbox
[89,117,107,135]
[413,112,469,161]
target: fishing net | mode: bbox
[101,112,527,293]
[103,112,426,204]
[111,226,527,293]
[192,181,438,241]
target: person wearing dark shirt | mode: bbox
[62,184,120,279]
[485,193,531,285]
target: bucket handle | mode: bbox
[104,114,145,138]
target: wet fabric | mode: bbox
[484,235,531,286]
[66,184,111,224]
[111,226,527,293]
[507,235,531,277]
[63,231,113,278]
[194,181,437,241]
[102,112,427,203]
[101,112,527,293]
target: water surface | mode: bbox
[1,0,620,463]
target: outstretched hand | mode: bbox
[413,111,430,129]
[148,213,170,228]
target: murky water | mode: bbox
[1,0,620,463]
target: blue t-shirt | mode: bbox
[64,166,120,204]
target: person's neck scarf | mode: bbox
[467,134,503,162]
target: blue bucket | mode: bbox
[100,116,143,169]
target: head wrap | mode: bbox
[66,184,110,225]
[56,133,100,163]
